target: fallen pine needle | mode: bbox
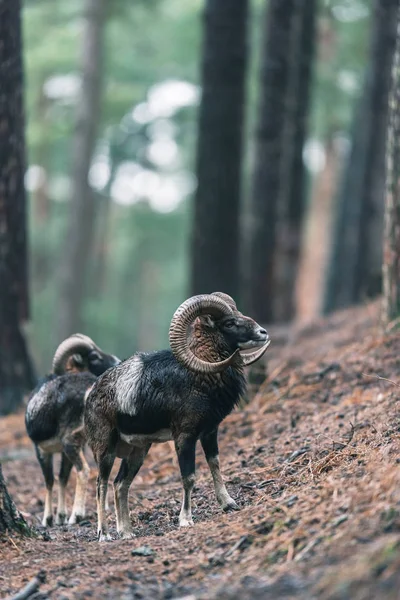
[362,373,400,388]
[8,536,20,553]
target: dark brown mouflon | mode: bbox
[25,334,120,527]
[84,292,270,541]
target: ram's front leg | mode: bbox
[175,434,197,527]
[201,429,239,512]
[114,443,150,539]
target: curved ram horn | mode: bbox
[52,334,98,375]
[169,295,241,374]
[240,339,271,367]
[210,292,237,310]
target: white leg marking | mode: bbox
[97,480,111,542]
[114,482,134,539]
[179,474,195,527]
[208,456,239,511]
[42,487,53,527]
[69,453,90,525]
[56,483,67,525]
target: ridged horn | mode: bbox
[210,292,237,310]
[240,339,271,367]
[52,333,98,375]
[169,295,241,374]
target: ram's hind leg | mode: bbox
[114,444,151,539]
[96,452,115,541]
[56,452,73,524]
[35,446,54,527]
[201,429,239,512]
[62,441,90,525]
[175,434,197,527]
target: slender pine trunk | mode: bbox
[190,0,249,299]
[274,0,317,322]
[0,0,35,415]
[324,0,398,312]
[57,0,107,340]
[383,11,400,327]
[246,0,295,322]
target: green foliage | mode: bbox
[24,0,201,370]
[23,0,371,372]
[311,0,370,138]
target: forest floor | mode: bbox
[1,301,400,599]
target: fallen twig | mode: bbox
[362,373,400,388]
[6,570,46,600]
[225,535,252,558]
[7,536,21,553]
[294,537,321,562]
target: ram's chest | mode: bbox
[38,436,63,453]
[116,429,173,457]
[121,429,172,445]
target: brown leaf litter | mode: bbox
[0,301,400,599]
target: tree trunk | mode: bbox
[356,0,399,301]
[0,0,36,415]
[246,0,295,323]
[190,0,249,299]
[324,0,398,313]
[274,0,317,322]
[32,81,52,289]
[0,464,29,535]
[57,0,107,341]
[296,137,340,323]
[383,13,400,327]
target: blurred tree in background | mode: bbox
[272,0,317,323]
[246,0,296,323]
[24,0,202,369]
[18,0,384,378]
[0,0,34,537]
[324,0,398,313]
[57,0,108,341]
[190,0,248,299]
[383,7,400,327]
[0,0,35,415]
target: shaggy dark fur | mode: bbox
[26,372,96,444]
[84,309,268,540]
[26,350,119,527]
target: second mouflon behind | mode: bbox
[26,334,120,527]
[84,292,270,541]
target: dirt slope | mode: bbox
[1,301,400,599]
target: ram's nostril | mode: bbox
[259,328,268,336]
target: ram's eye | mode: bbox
[224,320,235,329]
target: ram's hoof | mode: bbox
[222,499,240,512]
[179,518,194,527]
[119,530,135,540]
[56,512,67,525]
[68,512,84,525]
[42,514,53,527]
[98,531,112,542]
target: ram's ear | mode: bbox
[194,315,215,330]
[88,350,102,362]
[72,353,85,365]
[65,353,85,372]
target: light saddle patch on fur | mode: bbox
[114,356,144,415]
[26,381,52,420]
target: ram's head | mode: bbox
[52,333,120,376]
[169,292,270,374]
